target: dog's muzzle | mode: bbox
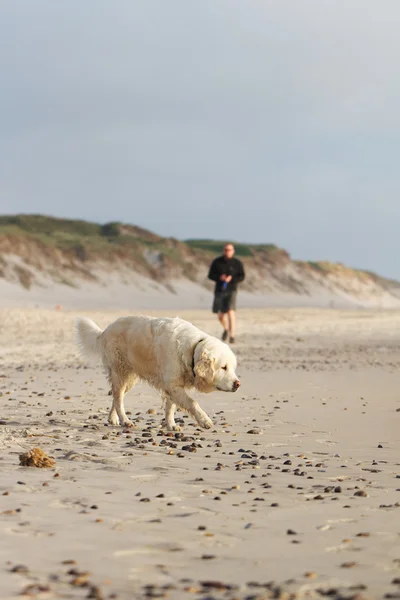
[232,380,241,392]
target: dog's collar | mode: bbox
[192,338,205,378]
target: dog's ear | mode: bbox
[194,349,215,392]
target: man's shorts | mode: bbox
[212,291,237,314]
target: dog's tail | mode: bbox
[75,317,103,359]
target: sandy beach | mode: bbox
[0,307,399,599]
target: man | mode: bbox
[208,243,245,343]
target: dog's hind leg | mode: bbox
[104,367,119,424]
[125,374,138,394]
[108,370,138,427]
[109,381,131,426]
[167,388,212,430]
[162,393,179,431]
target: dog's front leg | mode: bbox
[108,404,120,426]
[168,388,213,430]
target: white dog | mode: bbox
[75,315,240,430]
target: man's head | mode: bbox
[223,244,235,259]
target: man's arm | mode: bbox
[233,259,245,283]
[208,259,220,282]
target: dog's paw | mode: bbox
[121,419,134,428]
[108,414,120,426]
[199,417,213,430]
[166,423,181,432]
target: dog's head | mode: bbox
[193,338,240,394]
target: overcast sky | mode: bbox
[1,1,399,278]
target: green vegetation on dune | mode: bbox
[0,214,102,237]
[306,261,332,273]
[184,238,280,257]
[185,239,252,256]
[0,215,159,259]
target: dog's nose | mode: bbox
[232,380,241,391]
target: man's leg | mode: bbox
[218,311,229,340]
[228,310,236,340]
[218,311,228,329]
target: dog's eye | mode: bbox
[222,365,227,371]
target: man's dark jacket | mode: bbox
[208,255,245,293]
